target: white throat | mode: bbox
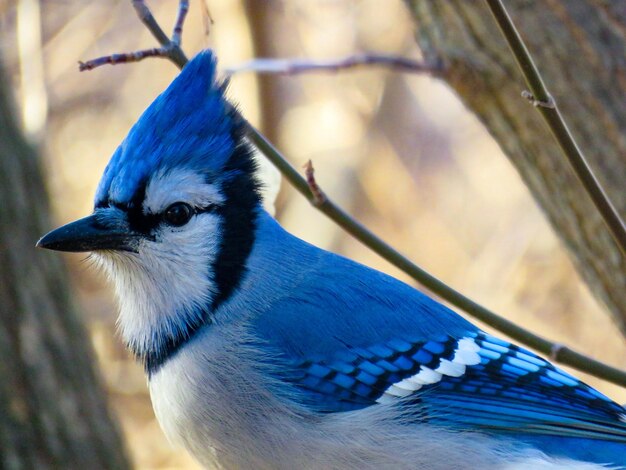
[93,213,221,356]
[93,167,227,358]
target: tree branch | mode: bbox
[170,0,188,46]
[77,0,626,387]
[224,54,441,77]
[484,0,626,256]
[79,48,170,71]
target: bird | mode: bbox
[38,50,626,470]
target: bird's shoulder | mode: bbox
[248,248,479,410]
[251,248,476,363]
[246,247,626,452]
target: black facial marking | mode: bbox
[139,119,261,375]
[122,179,161,235]
[138,312,212,378]
[210,131,261,310]
[95,197,109,209]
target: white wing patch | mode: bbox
[376,337,481,403]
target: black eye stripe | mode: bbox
[123,202,220,236]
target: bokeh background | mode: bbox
[2,1,624,468]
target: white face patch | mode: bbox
[92,168,227,356]
[143,167,225,215]
[93,212,222,355]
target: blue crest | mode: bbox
[95,50,236,207]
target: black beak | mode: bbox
[37,209,142,253]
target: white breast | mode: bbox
[148,329,232,454]
[147,326,294,469]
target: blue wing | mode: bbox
[287,329,626,465]
[251,252,626,464]
[287,329,625,434]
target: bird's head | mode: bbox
[38,51,261,368]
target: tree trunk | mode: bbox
[406,0,626,334]
[0,58,130,469]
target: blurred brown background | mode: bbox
[1,0,624,468]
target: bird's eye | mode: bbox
[163,202,193,227]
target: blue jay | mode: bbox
[38,51,625,470]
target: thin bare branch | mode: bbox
[78,48,167,71]
[303,160,327,206]
[130,0,188,68]
[224,54,441,77]
[80,1,188,71]
[200,0,214,38]
[132,0,170,45]
[249,130,626,388]
[171,0,189,46]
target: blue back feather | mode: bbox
[252,252,477,360]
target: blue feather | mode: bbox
[95,50,236,207]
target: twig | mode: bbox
[79,49,168,71]
[303,160,327,206]
[224,54,441,77]
[171,0,189,46]
[200,0,214,38]
[78,0,626,387]
[521,90,555,109]
[484,0,626,256]
[78,0,189,71]
[132,0,188,68]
